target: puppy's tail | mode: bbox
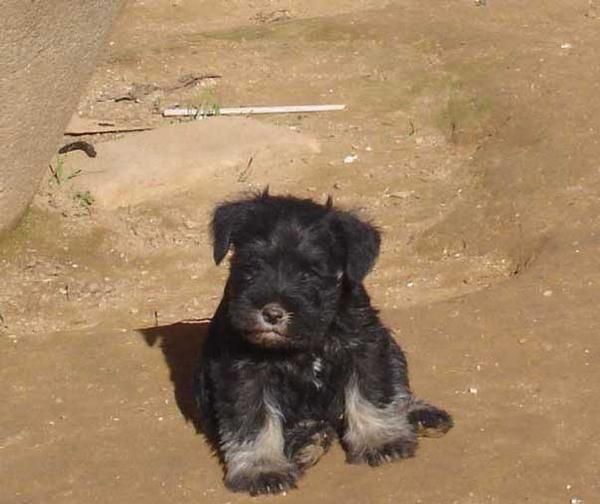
[407,399,454,438]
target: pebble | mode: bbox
[343,154,358,164]
[543,290,553,297]
[468,387,479,395]
[389,191,412,199]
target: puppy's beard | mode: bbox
[244,330,288,348]
[234,308,293,347]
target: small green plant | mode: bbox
[74,190,95,208]
[189,88,221,118]
[54,156,65,183]
[49,155,82,185]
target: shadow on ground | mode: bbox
[139,319,210,432]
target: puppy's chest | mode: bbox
[283,354,333,392]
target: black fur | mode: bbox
[195,191,453,495]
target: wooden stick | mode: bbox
[162,104,346,117]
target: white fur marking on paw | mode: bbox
[223,393,292,480]
[343,374,413,455]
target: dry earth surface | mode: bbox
[2,1,600,503]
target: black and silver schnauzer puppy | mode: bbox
[196,190,453,495]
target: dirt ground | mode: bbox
[2,1,600,502]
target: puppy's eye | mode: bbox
[299,271,313,281]
[238,269,255,281]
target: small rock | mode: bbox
[389,191,412,199]
[343,154,358,164]
[543,290,553,297]
[468,387,478,395]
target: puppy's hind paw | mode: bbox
[226,466,299,496]
[347,437,418,467]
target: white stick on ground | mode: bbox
[162,104,346,117]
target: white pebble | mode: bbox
[468,387,478,395]
[343,154,358,164]
[543,290,553,297]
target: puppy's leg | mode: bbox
[342,373,417,467]
[284,420,336,470]
[221,393,299,495]
[408,399,454,438]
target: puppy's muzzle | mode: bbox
[244,302,291,347]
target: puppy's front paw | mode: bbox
[226,466,299,496]
[347,437,418,467]
[409,405,454,438]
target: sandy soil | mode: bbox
[2,1,600,502]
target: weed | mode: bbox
[49,156,82,185]
[238,154,254,182]
[74,191,95,208]
[188,88,221,118]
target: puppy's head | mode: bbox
[211,190,380,350]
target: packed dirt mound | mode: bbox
[66,117,319,208]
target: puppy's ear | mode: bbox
[335,212,381,284]
[211,200,253,265]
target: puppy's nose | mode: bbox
[261,303,285,324]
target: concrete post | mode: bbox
[0,0,124,236]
